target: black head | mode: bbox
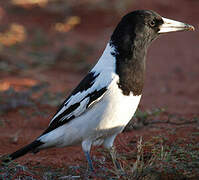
[111,10,163,54]
[110,10,194,60]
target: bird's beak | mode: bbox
[158,17,195,34]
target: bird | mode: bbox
[2,10,194,171]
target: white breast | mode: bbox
[95,75,141,132]
[60,74,141,146]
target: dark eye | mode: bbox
[149,20,156,27]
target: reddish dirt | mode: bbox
[0,0,199,176]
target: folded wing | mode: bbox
[41,71,110,135]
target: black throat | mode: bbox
[110,29,148,96]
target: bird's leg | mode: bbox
[103,135,123,171]
[109,146,122,170]
[84,151,94,172]
[82,140,94,172]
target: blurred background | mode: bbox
[0,0,198,179]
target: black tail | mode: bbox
[2,140,44,163]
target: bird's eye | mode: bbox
[149,20,156,27]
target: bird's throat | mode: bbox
[111,39,147,96]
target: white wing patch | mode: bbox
[61,97,89,121]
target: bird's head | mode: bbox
[110,10,194,96]
[111,10,194,56]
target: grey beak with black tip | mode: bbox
[159,17,195,34]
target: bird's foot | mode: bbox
[108,146,127,176]
[84,168,97,179]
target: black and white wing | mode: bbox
[40,43,117,135]
[41,70,112,135]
